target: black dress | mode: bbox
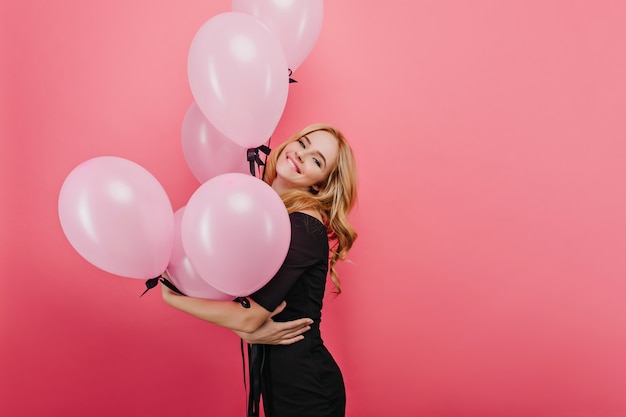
[249,212,346,417]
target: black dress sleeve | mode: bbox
[249,212,327,312]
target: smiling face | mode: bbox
[272,129,340,194]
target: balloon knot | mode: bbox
[247,145,271,177]
[140,276,162,297]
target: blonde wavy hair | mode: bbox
[263,123,358,294]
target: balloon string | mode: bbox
[288,68,297,84]
[160,277,186,295]
[262,137,272,181]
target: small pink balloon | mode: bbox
[166,207,233,300]
[187,12,289,148]
[58,156,174,279]
[232,0,324,72]
[182,102,250,183]
[181,173,291,297]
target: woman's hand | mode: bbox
[234,301,313,345]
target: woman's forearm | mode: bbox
[161,284,271,332]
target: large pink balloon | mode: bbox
[187,12,289,148]
[182,173,291,296]
[182,102,250,184]
[166,207,233,300]
[58,156,174,279]
[232,0,324,72]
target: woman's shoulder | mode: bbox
[293,209,323,223]
[289,211,327,238]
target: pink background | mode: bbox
[2,1,626,416]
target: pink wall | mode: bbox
[2,1,626,416]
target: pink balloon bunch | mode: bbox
[58,157,174,279]
[59,3,324,298]
[181,173,291,297]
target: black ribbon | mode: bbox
[140,276,185,297]
[243,342,265,417]
[247,144,271,177]
[288,68,297,84]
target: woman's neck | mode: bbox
[271,177,300,195]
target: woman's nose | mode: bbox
[295,151,303,161]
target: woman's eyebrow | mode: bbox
[316,150,327,166]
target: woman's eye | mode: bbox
[313,158,321,167]
[298,139,305,148]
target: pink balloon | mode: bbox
[181,102,250,184]
[187,12,289,148]
[166,207,233,300]
[58,157,174,279]
[232,0,324,72]
[181,173,291,297]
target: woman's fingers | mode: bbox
[281,325,311,340]
[277,334,305,345]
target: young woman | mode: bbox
[161,123,358,417]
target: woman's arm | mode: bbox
[233,301,313,345]
[161,282,271,333]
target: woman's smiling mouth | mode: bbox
[286,155,301,173]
